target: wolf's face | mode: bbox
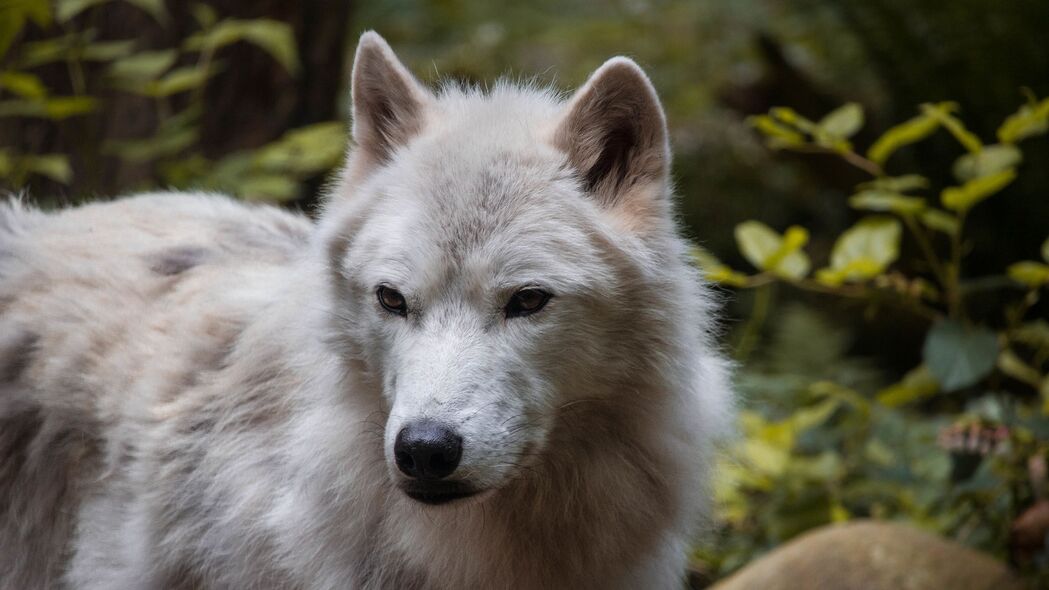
[323,33,673,506]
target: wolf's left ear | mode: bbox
[350,32,432,165]
[555,57,670,211]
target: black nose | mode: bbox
[394,420,463,480]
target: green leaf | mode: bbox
[108,49,178,81]
[997,349,1043,388]
[998,97,1049,143]
[252,121,347,174]
[734,221,811,279]
[866,109,942,165]
[55,0,106,22]
[690,246,750,287]
[141,65,215,97]
[769,107,816,133]
[857,175,929,193]
[0,96,97,119]
[185,19,298,75]
[191,2,218,29]
[104,127,198,162]
[920,102,982,153]
[919,209,959,235]
[0,71,47,98]
[24,153,71,183]
[877,365,940,407]
[58,0,164,23]
[0,0,52,58]
[941,168,1016,212]
[923,320,999,392]
[123,0,166,23]
[236,174,299,201]
[952,144,1022,182]
[849,190,926,216]
[747,114,805,149]
[1007,261,1049,288]
[81,39,137,61]
[817,102,864,139]
[816,217,901,285]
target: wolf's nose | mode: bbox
[394,420,463,480]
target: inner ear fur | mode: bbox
[350,31,432,165]
[554,57,670,210]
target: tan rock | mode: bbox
[709,520,1026,590]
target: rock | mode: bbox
[709,520,1026,590]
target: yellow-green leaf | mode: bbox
[919,209,959,235]
[0,96,97,119]
[866,112,940,165]
[952,144,1022,182]
[1007,261,1049,288]
[107,49,177,80]
[941,168,1017,211]
[142,66,214,97]
[252,121,347,174]
[920,102,982,153]
[998,97,1049,143]
[1042,237,1049,263]
[747,114,805,149]
[185,19,298,75]
[690,246,750,287]
[817,217,901,285]
[997,349,1043,388]
[857,174,929,193]
[24,153,72,183]
[734,221,811,279]
[817,102,864,139]
[849,190,926,215]
[877,365,940,407]
[0,71,46,98]
[770,107,816,133]
[81,39,137,61]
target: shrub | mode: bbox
[694,95,1049,583]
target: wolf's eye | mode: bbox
[377,286,408,316]
[505,288,551,318]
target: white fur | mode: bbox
[0,33,733,589]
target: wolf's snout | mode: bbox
[394,420,463,480]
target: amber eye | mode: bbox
[377,286,408,316]
[505,288,552,318]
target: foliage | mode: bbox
[0,0,344,201]
[695,95,1049,583]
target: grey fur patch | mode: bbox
[149,247,209,276]
[1,331,39,383]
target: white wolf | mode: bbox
[0,32,732,589]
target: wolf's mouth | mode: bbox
[400,481,480,506]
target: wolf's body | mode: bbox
[0,33,732,589]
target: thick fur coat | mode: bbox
[0,33,733,589]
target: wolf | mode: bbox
[0,32,733,589]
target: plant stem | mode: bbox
[946,210,969,319]
[903,215,949,288]
[734,283,773,363]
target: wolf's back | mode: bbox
[0,192,313,587]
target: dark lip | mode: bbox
[400,482,481,506]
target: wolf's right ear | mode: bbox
[350,32,432,165]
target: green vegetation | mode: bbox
[694,98,1049,584]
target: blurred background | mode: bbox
[2,0,1047,586]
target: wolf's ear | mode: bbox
[555,57,670,211]
[351,32,432,164]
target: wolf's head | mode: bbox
[318,32,714,507]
